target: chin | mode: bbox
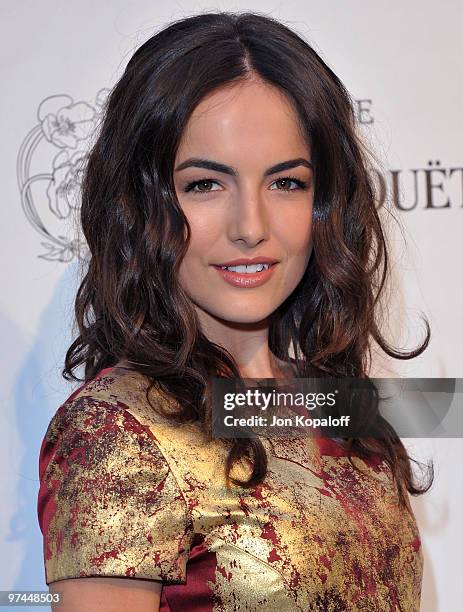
[212,307,274,325]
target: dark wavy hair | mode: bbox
[64,11,433,509]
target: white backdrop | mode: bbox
[1,2,461,610]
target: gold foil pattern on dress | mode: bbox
[38,365,423,611]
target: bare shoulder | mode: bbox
[49,576,162,612]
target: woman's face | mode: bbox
[173,77,314,328]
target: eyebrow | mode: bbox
[174,157,313,176]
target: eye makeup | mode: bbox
[183,175,310,195]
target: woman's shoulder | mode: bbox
[41,361,231,491]
[38,362,196,511]
[38,363,195,586]
[44,362,183,446]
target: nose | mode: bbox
[227,185,269,246]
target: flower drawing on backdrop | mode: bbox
[17,89,110,262]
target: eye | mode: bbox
[184,178,222,194]
[270,176,309,191]
[183,175,310,196]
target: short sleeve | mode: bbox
[37,396,193,585]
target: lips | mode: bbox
[213,256,279,267]
[213,261,278,288]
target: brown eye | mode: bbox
[276,179,293,190]
[185,178,222,194]
[196,180,214,192]
[270,177,308,191]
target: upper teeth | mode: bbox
[221,263,272,273]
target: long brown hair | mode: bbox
[64,11,433,509]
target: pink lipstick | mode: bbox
[211,261,279,288]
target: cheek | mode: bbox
[275,209,313,255]
[180,213,220,268]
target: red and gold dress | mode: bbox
[37,363,423,611]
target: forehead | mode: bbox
[177,77,309,158]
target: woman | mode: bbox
[37,11,433,612]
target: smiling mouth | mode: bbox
[212,263,277,273]
[211,262,279,288]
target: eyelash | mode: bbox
[183,175,309,195]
